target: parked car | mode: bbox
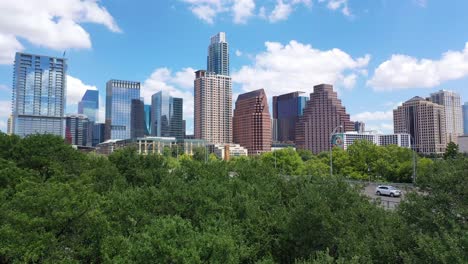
[375,185,402,197]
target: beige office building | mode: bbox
[429,90,463,144]
[194,70,232,144]
[394,96,447,155]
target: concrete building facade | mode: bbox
[233,89,272,155]
[296,84,354,154]
[394,96,447,155]
[430,90,463,143]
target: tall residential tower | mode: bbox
[11,52,67,137]
[194,32,232,144]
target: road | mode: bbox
[362,183,408,209]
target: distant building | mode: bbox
[394,96,447,154]
[194,70,232,144]
[296,84,354,154]
[144,104,151,135]
[65,114,90,146]
[272,91,308,143]
[151,91,184,139]
[11,52,66,137]
[458,135,468,153]
[78,90,99,122]
[207,32,229,76]
[105,80,141,140]
[131,99,145,139]
[463,102,468,135]
[331,132,411,150]
[233,89,272,155]
[93,123,105,146]
[137,137,206,156]
[430,90,463,143]
[354,121,365,133]
[7,115,13,135]
[271,142,296,151]
[208,143,248,160]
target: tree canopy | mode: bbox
[0,133,466,263]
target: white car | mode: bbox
[375,185,402,197]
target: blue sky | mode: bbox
[0,0,467,134]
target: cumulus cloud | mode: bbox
[181,0,349,24]
[0,100,11,132]
[0,0,120,64]
[66,75,97,107]
[368,42,468,91]
[142,67,196,133]
[351,110,393,122]
[232,40,370,96]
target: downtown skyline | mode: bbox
[0,1,468,134]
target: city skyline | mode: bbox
[0,1,468,135]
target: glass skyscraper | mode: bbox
[207,32,229,76]
[144,104,151,135]
[151,91,184,139]
[78,89,99,122]
[11,52,67,137]
[272,91,308,143]
[131,99,145,139]
[105,80,140,140]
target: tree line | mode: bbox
[0,133,466,263]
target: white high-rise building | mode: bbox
[430,90,463,144]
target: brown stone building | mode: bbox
[233,89,272,155]
[296,84,354,154]
[394,96,447,155]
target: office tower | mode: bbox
[131,99,145,139]
[462,102,468,135]
[105,80,140,140]
[194,70,232,143]
[354,121,365,133]
[272,91,308,143]
[78,89,99,122]
[430,90,463,143]
[233,89,272,155]
[11,52,67,137]
[65,114,89,146]
[207,32,229,76]
[7,115,13,135]
[144,104,151,135]
[151,91,184,139]
[92,123,105,146]
[394,96,447,154]
[296,84,354,154]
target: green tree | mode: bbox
[444,141,459,159]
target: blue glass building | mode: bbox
[78,89,99,122]
[92,123,105,146]
[151,91,184,139]
[463,102,468,135]
[105,80,140,140]
[272,91,308,143]
[207,32,229,76]
[144,104,151,135]
[11,52,67,137]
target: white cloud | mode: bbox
[235,49,243,56]
[414,0,427,7]
[142,68,196,133]
[0,84,10,92]
[66,75,97,107]
[0,0,120,64]
[351,110,393,122]
[319,0,351,16]
[181,0,347,24]
[0,100,11,132]
[232,40,370,96]
[368,42,468,91]
[233,0,256,24]
[269,0,293,22]
[0,34,24,64]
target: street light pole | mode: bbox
[330,124,343,177]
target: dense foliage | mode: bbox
[0,133,466,263]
